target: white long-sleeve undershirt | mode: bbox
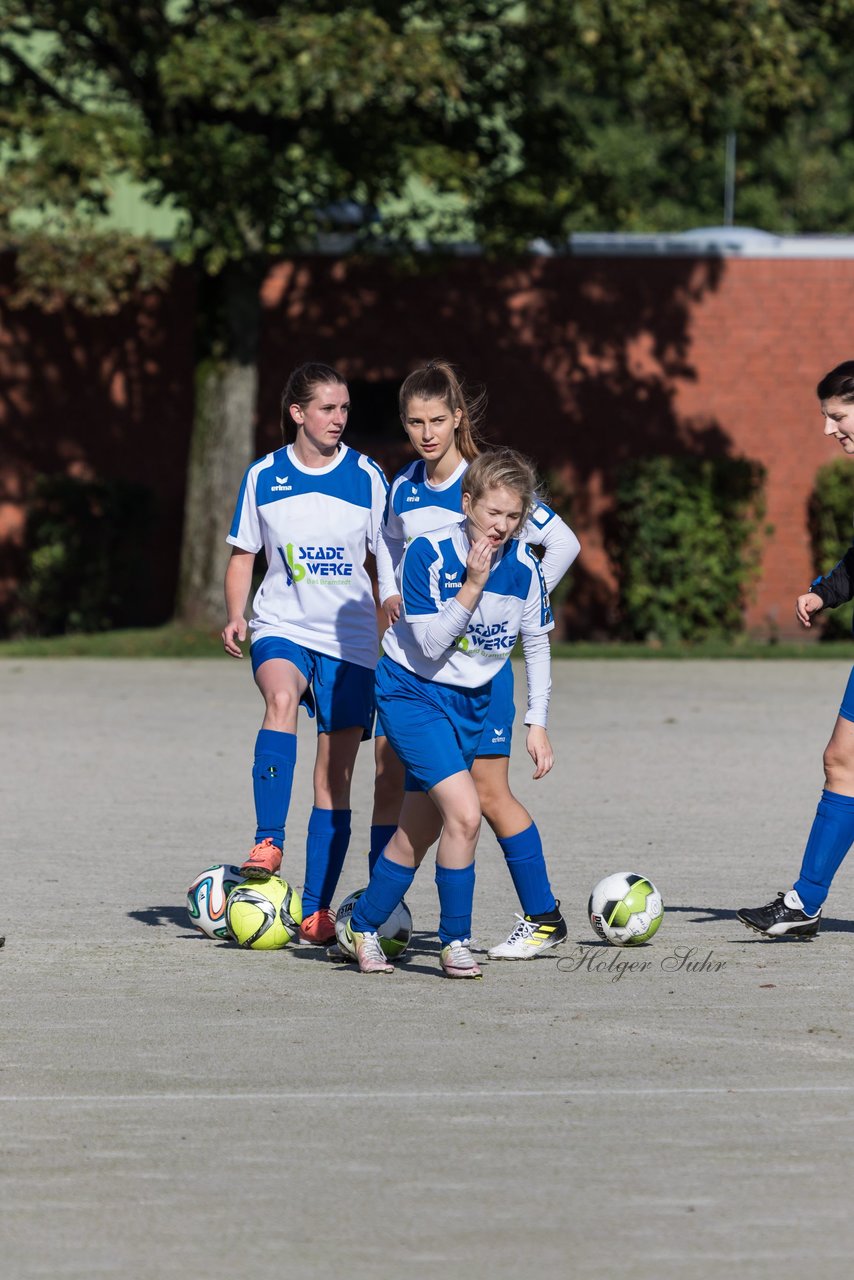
[408,599,551,727]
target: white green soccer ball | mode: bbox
[186,863,245,939]
[335,888,413,960]
[588,872,663,947]
[225,876,303,950]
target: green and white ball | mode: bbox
[335,888,412,960]
[225,876,303,950]
[588,872,663,947]
[186,863,245,939]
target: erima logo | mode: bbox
[445,571,458,580]
[492,727,504,736]
[272,474,292,493]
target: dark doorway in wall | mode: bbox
[346,379,400,446]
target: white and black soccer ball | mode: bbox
[335,888,412,960]
[588,872,663,947]
[186,863,245,939]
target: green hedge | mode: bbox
[808,459,854,640]
[611,456,768,644]
[12,475,155,637]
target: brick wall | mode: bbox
[1,251,850,637]
[0,259,196,625]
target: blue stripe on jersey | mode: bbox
[362,455,390,492]
[401,539,441,614]
[391,464,464,521]
[254,447,376,509]
[229,466,252,540]
[525,544,553,626]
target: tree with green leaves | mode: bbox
[2,1,847,624]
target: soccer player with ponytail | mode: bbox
[367,359,580,961]
[222,362,387,946]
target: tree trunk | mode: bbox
[176,260,264,627]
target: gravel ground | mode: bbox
[2,658,853,1280]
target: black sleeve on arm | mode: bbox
[811,542,854,609]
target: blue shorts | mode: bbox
[376,661,514,757]
[250,636,375,737]
[839,667,854,723]
[476,661,515,757]
[374,656,492,793]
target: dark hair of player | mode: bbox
[281,363,347,442]
[817,362,854,404]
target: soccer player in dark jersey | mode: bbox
[739,362,854,937]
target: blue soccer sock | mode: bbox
[368,824,398,875]
[252,729,297,849]
[302,807,351,915]
[498,822,557,917]
[351,853,416,932]
[435,862,476,945]
[794,789,854,916]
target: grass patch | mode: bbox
[550,639,854,659]
[0,624,222,658]
[0,625,852,660]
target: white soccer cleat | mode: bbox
[440,939,483,979]
[488,910,568,960]
[346,923,394,974]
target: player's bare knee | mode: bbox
[445,807,482,846]
[263,687,300,727]
[823,738,854,790]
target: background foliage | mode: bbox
[808,459,854,640]
[4,2,854,628]
[12,476,154,636]
[611,457,769,645]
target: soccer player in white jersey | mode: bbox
[345,449,554,977]
[369,361,580,959]
[222,362,388,946]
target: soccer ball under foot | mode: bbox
[335,889,413,960]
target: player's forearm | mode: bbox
[810,544,854,609]
[224,551,255,619]
[409,599,475,660]
[521,631,552,727]
[376,533,404,603]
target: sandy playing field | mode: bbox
[2,658,853,1279]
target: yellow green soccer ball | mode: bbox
[588,872,663,947]
[225,876,303,950]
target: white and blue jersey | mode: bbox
[382,519,554,690]
[377,520,553,789]
[376,457,580,602]
[227,443,388,670]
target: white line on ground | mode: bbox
[2,1084,854,1103]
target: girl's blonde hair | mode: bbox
[461,448,539,532]
[398,359,485,461]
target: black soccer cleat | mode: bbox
[737,890,821,939]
